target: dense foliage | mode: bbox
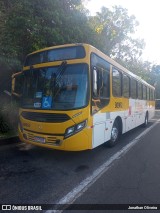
[0,0,159,99]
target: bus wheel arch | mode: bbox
[143,111,149,127]
[108,116,122,147]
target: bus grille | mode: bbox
[21,111,70,123]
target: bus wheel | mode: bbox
[143,112,148,127]
[108,121,119,147]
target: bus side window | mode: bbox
[150,89,154,101]
[122,74,130,98]
[143,85,147,100]
[138,82,142,100]
[149,88,150,100]
[147,87,150,100]
[112,67,122,97]
[130,78,137,99]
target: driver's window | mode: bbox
[98,68,109,98]
[91,53,110,113]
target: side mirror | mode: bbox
[11,71,23,98]
[93,67,98,97]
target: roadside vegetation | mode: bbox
[0,0,160,136]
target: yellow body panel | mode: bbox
[19,107,93,151]
[19,126,91,151]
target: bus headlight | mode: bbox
[65,126,75,136]
[64,120,87,138]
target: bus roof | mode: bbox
[26,43,155,90]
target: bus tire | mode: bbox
[108,120,120,147]
[143,112,148,128]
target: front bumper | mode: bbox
[18,126,90,151]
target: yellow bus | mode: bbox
[12,43,155,151]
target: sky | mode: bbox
[84,0,160,64]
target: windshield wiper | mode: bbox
[55,61,67,87]
[52,61,67,98]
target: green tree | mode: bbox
[89,6,140,56]
[88,5,155,87]
[0,0,94,63]
[0,0,96,95]
[113,37,145,62]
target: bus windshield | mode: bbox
[21,63,89,110]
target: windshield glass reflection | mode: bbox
[21,63,89,110]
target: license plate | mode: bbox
[34,136,45,143]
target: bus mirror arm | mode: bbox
[11,77,22,98]
[11,71,23,98]
[12,92,22,98]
